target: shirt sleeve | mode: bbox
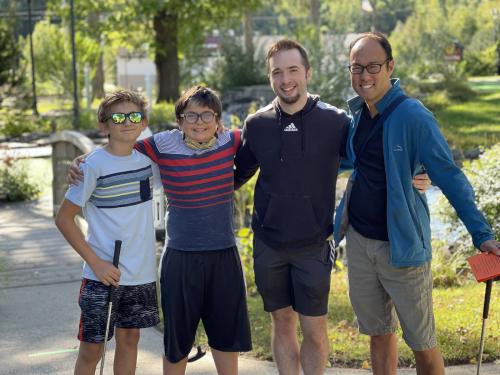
[65,162,99,208]
[135,135,159,164]
[416,111,493,249]
[234,121,259,190]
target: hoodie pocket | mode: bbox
[262,194,320,241]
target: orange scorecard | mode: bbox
[467,252,500,282]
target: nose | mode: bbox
[195,115,204,124]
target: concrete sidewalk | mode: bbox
[1,196,498,374]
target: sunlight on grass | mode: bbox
[435,91,500,150]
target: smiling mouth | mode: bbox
[281,86,296,94]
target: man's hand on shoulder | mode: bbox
[480,239,500,256]
[67,154,87,185]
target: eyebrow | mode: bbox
[271,65,301,73]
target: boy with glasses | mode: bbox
[55,89,160,374]
[135,85,251,375]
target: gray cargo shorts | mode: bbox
[345,225,437,351]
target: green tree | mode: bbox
[390,0,499,79]
[0,13,26,106]
[323,0,415,34]
[25,20,100,99]
[131,0,263,102]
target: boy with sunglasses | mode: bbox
[55,89,160,375]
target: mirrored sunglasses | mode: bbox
[105,112,144,125]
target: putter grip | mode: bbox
[113,240,122,267]
[482,279,493,319]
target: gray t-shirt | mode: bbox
[65,148,160,285]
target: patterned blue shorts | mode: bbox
[77,278,159,343]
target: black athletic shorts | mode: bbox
[253,236,333,316]
[160,246,252,363]
[77,279,160,343]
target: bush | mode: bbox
[0,111,52,138]
[149,101,176,132]
[436,143,500,255]
[0,157,41,202]
[206,36,267,92]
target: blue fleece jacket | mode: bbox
[334,79,494,267]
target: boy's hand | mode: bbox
[67,155,86,185]
[413,173,431,193]
[92,258,121,287]
[480,239,500,256]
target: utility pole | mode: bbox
[27,0,38,116]
[69,0,79,129]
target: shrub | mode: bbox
[0,157,41,202]
[0,111,52,138]
[206,36,267,92]
[422,91,452,112]
[149,101,176,132]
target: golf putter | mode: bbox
[99,240,122,375]
[476,276,499,375]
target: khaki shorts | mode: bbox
[346,225,437,351]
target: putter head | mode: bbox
[187,345,206,363]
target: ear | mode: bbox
[141,117,149,130]
[387,59,395,75]
[306,67,312,82]
[98,122,109,135]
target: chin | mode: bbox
[279,94,300,105]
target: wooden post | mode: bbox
[50,131,95,217]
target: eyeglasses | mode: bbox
[180,111,217,124]
[348,58,391,74]
[105,112,144,125]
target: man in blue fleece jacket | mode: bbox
[334,31,500,375]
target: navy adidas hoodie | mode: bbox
[234,95,350,249]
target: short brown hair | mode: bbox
[175,85,222,121]
[97,89,148,123]
[349,31,393,61]
[266,39,310,73]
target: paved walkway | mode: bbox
[0,195,498,374]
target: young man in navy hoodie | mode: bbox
[234,39,349,375]
[335,31,500,375]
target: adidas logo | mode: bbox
[284,123,299,132]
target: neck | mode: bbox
[104,141,134,156]
[184,135,217,150]
[365,102,378,118]
[278,95,308,115]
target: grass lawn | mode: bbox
[433,77,500,151]
[245,271,499,369]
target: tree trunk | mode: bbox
[92,53,105,99]
[154,8,180,102]
[87,12,104,99]
[310,0,320,35]
[243,11,254,60]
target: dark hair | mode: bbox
[175,85,222,121]
[97,89,148,123]
[349,31,393,61]
[266,39,310,73]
